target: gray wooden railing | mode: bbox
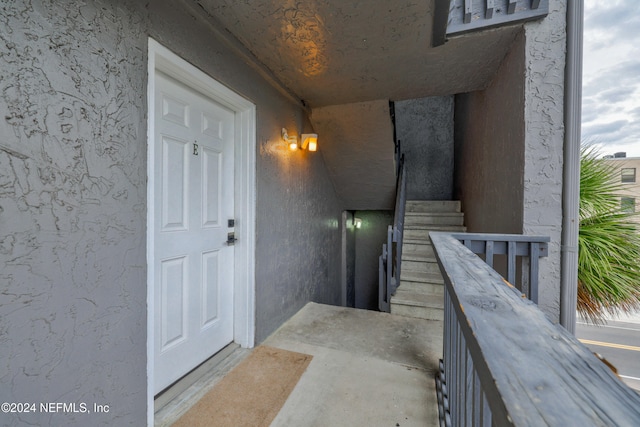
[430,232,640,427]
[379,155,406,312]
[449,232,549,303]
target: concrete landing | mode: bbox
[156,303,442,426]
[266,302,442,427]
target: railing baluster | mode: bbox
[507,240,516,284]
[473,370,481,426]
[386,226,393,301]
[529,242,540,304]
[465,347,473,427]
[485,240,494,268]
[481,392,491,426]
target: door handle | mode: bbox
[226,232,238,246]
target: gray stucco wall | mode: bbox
[0,1,342,425]
[454,31,526,234]
[353,211,394,311]
[453,0,566,321]
[395,97,454,200]
[521,0,567,321]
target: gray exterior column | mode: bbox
[522,0,568,321]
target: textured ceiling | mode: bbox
[192,0,523,209]
[196,0,521,108]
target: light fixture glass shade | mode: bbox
[354,218,362,229]
[301,134,318,151]
[288,135,298,150]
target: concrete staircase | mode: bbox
[390,201,465,321]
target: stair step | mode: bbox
[400,270,444,284]
[391,304,444,321]
[405,212,464,226]
[390,200,460,322]
[405,225,467,232]
[406,200,461,213]
[392,289,443,307]
[404,226,466,242]
[398,280,444,295]
[390,290,444,320]
[402,243,435,260]
[402,260,440,275]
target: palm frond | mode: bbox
[578,146,640,323]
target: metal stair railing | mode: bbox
[379,154,406,312]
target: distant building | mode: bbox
[602,153,640,217]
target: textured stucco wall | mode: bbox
[150,1,344,342]
[0,1,148,426]
[454,1,567,321]
[395,97,454,200]
[0,1,342,425]
[521,0,567,321]
[353,211,394,310]
[310,100,396,210]
[454,30,526,234]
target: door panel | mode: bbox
[202,147,222,228]
[161,136,189,231]
[160,256,188,351]
[153,71,235,394]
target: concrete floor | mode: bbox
[266,302,443,427]
[157,302,443,426]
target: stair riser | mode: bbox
[399,281,444,295]
[401,270,444,284]
[402,260,441,275]
[390,304,444,321]
[402,243,435,260]
[405,214,464,226]
[404,227,466,242]
[406,201,461,213]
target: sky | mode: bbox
[581,1,640,157]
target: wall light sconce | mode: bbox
[301,134,318,152]
[283,128,298,150]
[353,217,362,229]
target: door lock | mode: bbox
[226,232,238,246]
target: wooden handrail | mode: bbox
[430,232,640,426]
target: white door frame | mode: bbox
[146,38,256,426]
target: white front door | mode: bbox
[153,71,235,394]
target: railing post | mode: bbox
[386,225,394,303]
[378,254,388,312]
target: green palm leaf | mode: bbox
[578,146,640,323]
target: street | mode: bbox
[576,313,640,392]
